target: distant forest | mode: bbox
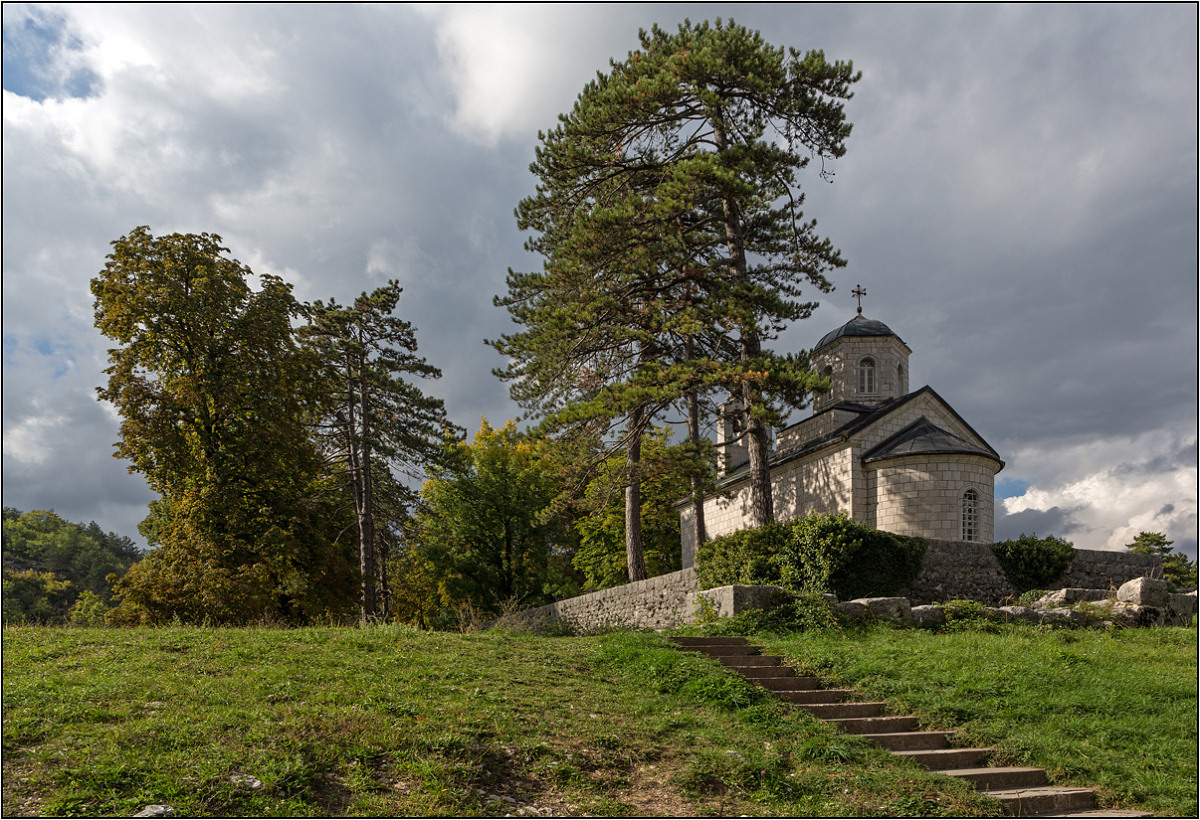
[1,507,141,624]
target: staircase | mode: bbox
[669,636,1150,818]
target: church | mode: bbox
[679,307,1005,568]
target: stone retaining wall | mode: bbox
[511,567,701,631]
[898,540,1163,606]
[514,543,1164,629]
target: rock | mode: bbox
[996,605,1040,623]
[1041,607,1087,626]
[1116,577,1171,608]
[1168,592,1197,618]
[132,806,175,818]
[837,600,867,620]
[1032,588,1109,609]
[851,597,912,620]
[909,605,946,627]
[230,774,263,790]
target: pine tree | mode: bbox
[495,18,859,552]
[304,282,454,623]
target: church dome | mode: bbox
[814,314,903,351]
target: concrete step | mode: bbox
[692,645,762,657]
[796,701,886,719]
[748,675,824,691]
[894,747,992,770]
[731,665,796,678]
[776,688,855,705]
[668,636,749,646]
[858,730,953,751]
[985,786,1097,816]
[717,654,783,667]
[824,715,921,734]
[940,766,1047,791]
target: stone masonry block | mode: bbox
[1117,576,1171,608]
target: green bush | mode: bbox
[697,513,926,601]
[696,522,790,589]
[990,533,1075,593]
[779,513,926,600]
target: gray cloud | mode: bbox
[3,4,1195,549]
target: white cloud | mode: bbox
[419,4,639,145]
[4,410,69,465]
[1000,430,1198,553]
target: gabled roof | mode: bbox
[861,416,1002,464]
[714,385,1002,489]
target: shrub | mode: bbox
[779,513,926,600]
[696,522,790,589]
[990,533,1075,593]
[696,514,926,601]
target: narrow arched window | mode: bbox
[962,489,979,542]
[858,357,876,394]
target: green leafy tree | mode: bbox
[303,282,454,623]
[573,429,692,590]
[92,227,353,624]
[1,509,141,615]
[411,420,581,619]
[2,570,77,624]
[1127,531,1197,589]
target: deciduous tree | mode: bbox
[92,227,352,624]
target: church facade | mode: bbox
[679,313,1005,568]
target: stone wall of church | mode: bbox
[689,444,855,562]
[866,454,997,542]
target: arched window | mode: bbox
[858,357,876,394]
[962,489,979,542]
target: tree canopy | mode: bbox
[494,19,859,565]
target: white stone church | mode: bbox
[679,311,1005,568]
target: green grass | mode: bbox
[3,624,1004,817]
[755,622,1198,817]
[2,621,1193,817]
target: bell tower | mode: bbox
[811,306,911,414]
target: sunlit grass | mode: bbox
[3,624,1006,817]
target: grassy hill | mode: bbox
[2,619,1195,817]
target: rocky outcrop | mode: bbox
[832,576,1195,628]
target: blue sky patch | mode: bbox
[995,477,1031,500]
[2,9,100,101]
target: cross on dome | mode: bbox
[852,284,867,314]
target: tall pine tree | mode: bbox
[303,282,453,623]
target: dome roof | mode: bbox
[814,314,903,351]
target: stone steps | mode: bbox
[668,636,1152,818]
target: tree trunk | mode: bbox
[714,116,774,526]
[685,385,708,557]
[624,403,648,583]
[353,350,377,625]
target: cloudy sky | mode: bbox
[3,3,1196,558]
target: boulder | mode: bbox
[851,597,912,621]
[1032,588,1110,609]
[1041,607,1087,626]
[1116,577,1171,608]
[132,807,175,819]
[1168,592,1197,618]
[837,600,868,620]
[909,605,946,627]
[996,605,1041,623]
